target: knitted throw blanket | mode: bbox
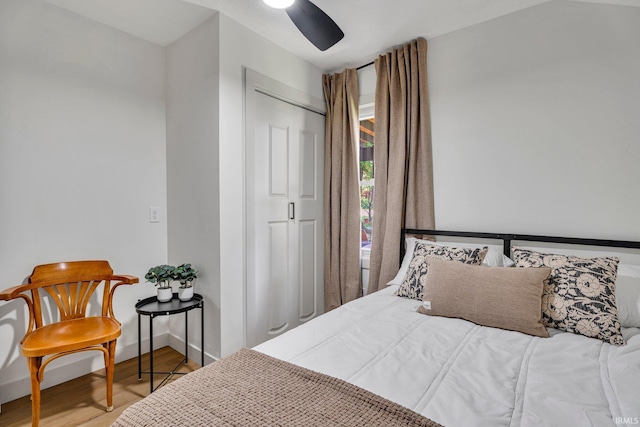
[113,348,442,427]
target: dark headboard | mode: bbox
[401,229,640,264]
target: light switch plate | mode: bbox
[149,206,160,223]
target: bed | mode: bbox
[114,230,640,427]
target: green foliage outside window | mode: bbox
[360,118,375,247]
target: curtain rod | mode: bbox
[356,60,374,71]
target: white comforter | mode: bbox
[255,285,640,427]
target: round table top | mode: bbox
[135,293,203,316]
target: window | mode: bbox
[359,110,374,249]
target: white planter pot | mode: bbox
[178,286,194,301]
[157,287,173,302]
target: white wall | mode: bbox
[166,15,221,360]
[358,64,377,105]
[428,1,640,240]
[0,0,168,404]
[217,14,324,356]
[357,1,640,241]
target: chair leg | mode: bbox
[28,356,42,427]
[105,340,117,412]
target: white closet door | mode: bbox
[246,91,324,348]
[294,105,324,323]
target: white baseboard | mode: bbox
[167,332,218,366]
[0,333,170,405]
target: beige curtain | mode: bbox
[367,38,435,294]
[323,68,361,311]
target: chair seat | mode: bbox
[22,316,121,357]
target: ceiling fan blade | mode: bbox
[286,0,344,51]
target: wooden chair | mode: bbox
[0,260,138,426]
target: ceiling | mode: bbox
[44,0,640,71]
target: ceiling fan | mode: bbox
[262,0,344,51]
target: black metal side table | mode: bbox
[135,293,204,393]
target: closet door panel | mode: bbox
[268,221,289,333]
[299,219,317,320]
[247,92,293,346]
[269,125,289,198]
[294,106,324,324]
[299,130,317,199]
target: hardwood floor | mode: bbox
[0,347,199,427]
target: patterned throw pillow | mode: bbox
[512,248,624,346]
[395,243,488,300]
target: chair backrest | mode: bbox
[28,260,115,328]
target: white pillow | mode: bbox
[387,237,514,286]
[616,264,640,329]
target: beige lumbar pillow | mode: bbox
[417,257,551,338]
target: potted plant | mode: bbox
[145,264,174,302]
[172,263,198,301]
